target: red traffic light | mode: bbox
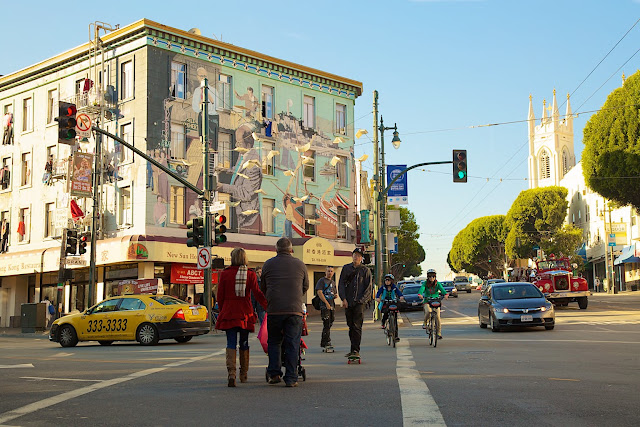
[215,214,227,225]
[65,104,77,116]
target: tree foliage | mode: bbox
[544,224,584,257]
[388,206,426,279]
[448,215,506,277]
[582,71,640,210]
[504,186,569,259]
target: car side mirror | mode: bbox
[480,295,489,301]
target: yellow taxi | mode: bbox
[49,295,209,347]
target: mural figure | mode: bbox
[154,195,167,227]
[234,87,258,117]
[188,198,202,220]
[217,123,262,234]
[191,67,217,114]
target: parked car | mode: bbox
[454,276,472,293]
[440,280,458,298]
[481,278,506,292]
[478,282,555,332]
[398,283,424,311]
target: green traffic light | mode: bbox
[458,171,466,179]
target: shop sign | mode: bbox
[605,222,627,245]
[171,263,204,285]
[301,237,334,265]
[127,243,149,260]
[116,278,163,295]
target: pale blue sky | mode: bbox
[2,0,639,277]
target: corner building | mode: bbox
[0,19,362,326]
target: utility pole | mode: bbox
[201,78,213,329]
[372,91,382,296]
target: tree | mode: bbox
[448,215,506,277]
[544,224,584,257]
[388,206,426,279]
[582,70,640,210]
[504,186,570,259]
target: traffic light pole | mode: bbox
[378,161,453,200]
[201,78,213,330]
[88,129,102,307]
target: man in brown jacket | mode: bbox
[260,237,309,387]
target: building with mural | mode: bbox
[0,19,363,327]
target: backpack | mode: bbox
[312,279,331,310]
[48,304,55,315]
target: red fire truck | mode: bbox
[532,254,590,309]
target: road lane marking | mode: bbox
[443,338,640,344]
[549,378,580,382]
[444,308,477,321]
[20,377,102,382]
[0,350,224,425]
[0,364,34,369]
[396,341,446,426]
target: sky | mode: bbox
[2,0,640,278]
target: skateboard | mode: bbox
[322,346,335,353]
[347,355,361,364]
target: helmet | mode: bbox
[427,269,436,275]
[384,273,394,282]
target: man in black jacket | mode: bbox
[338,247,372,358]
[261,237,309,387]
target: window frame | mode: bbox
[121,60,134,100]
[1,210,10,247]
[18,206,30,243]
[47,88,58,125]
[44,202,55,238]
[170,61,187,100]
[119,122,134,164]
[261,85,274,120]
[22,96,33,133]
[217,131,232,169]
[262,197,275,234]
[1,156,12,191]
[303,203,317,236]
[335,103,346,135]
[170,185,185,225]
[302,150,315,182]
[336,155,348,187]
[20,151,32,187]
[336,206,347,239]
[118,185,132,227]
[217,73,232,110]
[261,140,275,176]
[303,95,315,129]
[170,122,186,159]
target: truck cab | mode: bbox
[532,255,590,309]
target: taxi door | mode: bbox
[115,297,147,340]
[82,298,122,341]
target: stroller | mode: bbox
[259,311,307,382]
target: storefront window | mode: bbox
[105,263,139,297]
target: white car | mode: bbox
[453,276,472,293]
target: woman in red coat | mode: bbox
[216,247,267,387]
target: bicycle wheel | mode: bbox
[433,314,439,348]
[391,313,397,348]
[428,317,434,346]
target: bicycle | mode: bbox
[424,297,443,348]
[382,299,400,348]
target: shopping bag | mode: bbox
[257,313,268,353]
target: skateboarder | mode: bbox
[315,266,336,352]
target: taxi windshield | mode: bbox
[151,296,185,305]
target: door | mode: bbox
[81,298,121,341]
[115,297,147,340]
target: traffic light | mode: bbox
[453,149,467,183]
[186,216,204,247]
[78,232,89,255]
[214,213,227,245]
[55,101,77,144]
[65,229,78,255]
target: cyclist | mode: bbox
[375,274,405,330]
[418,269,448,339]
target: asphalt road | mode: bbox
[1,291,639,426]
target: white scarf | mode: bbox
[235,265,248,297]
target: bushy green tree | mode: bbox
[545,224,584,257]
[582,71,640,210]
[388,206,425,279]
[448,215,506,277]
[504,186,569,259]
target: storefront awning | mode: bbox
[614,243,640,265]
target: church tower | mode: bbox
[527,90,575,189]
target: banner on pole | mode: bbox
[69,152,94,197]
[387,165,408,205]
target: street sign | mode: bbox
[75,113,92,138]
[387,165,408,205]
[608,233,616,247]
[197,247,212,269]
[210,201,226,212]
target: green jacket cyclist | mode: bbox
[418,268,448,339]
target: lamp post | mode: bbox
[372,90,401,286]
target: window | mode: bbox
[18,207,29,243]
[171,62,186,99]
[121,60,134,99]
[99,65,111,90]
[217,74,232,110]
[22,97,33,132]
[304,203,316,236]
[75,79,84,96]
[1,210,10,249]
[3,104,11,115]
[119,298,145,311]
[170,186,185,224]
[170,123,186,159]
[262,198,275,234]
[45,202,55,238]
[336,155,348,187]
[539,149,550,179]
[337,206,347,239]
[261,141,275,176]
[118,186,132,226]
[1,157,11,190]
[303,95,315,128]
[562,149,570,176]
[303,150,315,181]
[47,89,58,124]
[120,123,133,163]
[217,132,231,169]
[21,152,31,186]
[335,103,346,134]
[261,86,274,120]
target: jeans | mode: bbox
[320,307,335,347]
[267,314,302,384]
[344,303,365,353]
[424,305,442,335]
[226,327,250,350]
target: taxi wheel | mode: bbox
[98,341,114,346]
[59,325,78,348]
[174,336,192,343]
[137,323,159,346]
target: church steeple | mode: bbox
[552,89,559,126]
[542,99,548,124]
[565,93,573,131]
[528,94,535,138]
